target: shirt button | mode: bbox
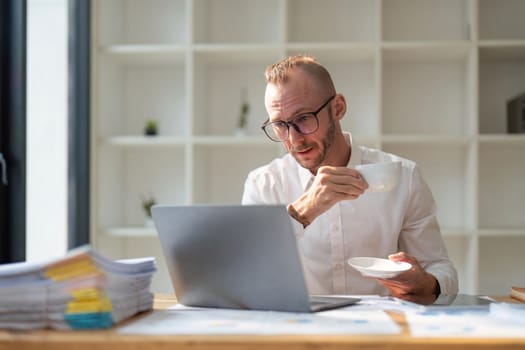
[335,263,343,270]
[331,224,339,231]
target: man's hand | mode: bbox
[289,166,368,226]
[376,252,440,305]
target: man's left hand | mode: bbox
[376,252,439,305]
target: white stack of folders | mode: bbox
[0,245,156,330]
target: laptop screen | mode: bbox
[153,204,315,312]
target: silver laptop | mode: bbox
[152,204,359,313]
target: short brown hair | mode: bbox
[264,54,335,93]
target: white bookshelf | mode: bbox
[91,0,525,294]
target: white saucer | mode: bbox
[347,257,412,279]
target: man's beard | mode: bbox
[292,116,336,171]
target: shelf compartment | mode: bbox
[382,0,470,41]
[479,0,525,40]
[382,47,470,136]
[381,143,473,231]
[479,236,525,295]
[478,45,525,134]
[192,0,280,44]
[192,144,280,204]
[192,58,268,137]
[96,0,187,45]
[97,59,187,137]
[478,143,525,229]
[97,148,187,229]
[287,0,378,43]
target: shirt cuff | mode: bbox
[287,203,310,228]
[427,266,459,296]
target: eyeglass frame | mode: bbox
[261,95,336,142]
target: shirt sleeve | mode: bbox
[242,170,276,205]
[399,166,459,295]
[242,169,307,235]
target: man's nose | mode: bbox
[287,124,305,143]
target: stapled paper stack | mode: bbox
[0,245,156,330]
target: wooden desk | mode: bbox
[1,294,524,350]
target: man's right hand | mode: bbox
[289,166,368,227]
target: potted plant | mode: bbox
[235,89,250,136]
[144,119,158,136]
[142,196,157,227]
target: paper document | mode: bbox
[119,304,401,335]
[405,306,525,338]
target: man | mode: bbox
[242,55,458,304]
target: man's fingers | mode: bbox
[332,174,369,191]
[388,252,419,267]
[318,166,363,179]
[317,170,369,192]
[309,166,369,207]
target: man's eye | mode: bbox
[273,121,287,130]
[295,115,311,124]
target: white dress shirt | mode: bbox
[242,133,458,296]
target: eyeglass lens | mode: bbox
[267,115,318,141]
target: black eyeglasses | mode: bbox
[261,95,336,142]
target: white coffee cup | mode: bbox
[355,161,402,192]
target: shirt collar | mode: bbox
[297,132,361,191]
[298,163,314,191]
[345,132,362,168]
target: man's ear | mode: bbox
[333,94,347,121]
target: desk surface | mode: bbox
[1,294,524,350]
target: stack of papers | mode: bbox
[0,246,156,330]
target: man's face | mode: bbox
[264,73,336,173]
